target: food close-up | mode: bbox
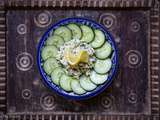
[38,18,118,99]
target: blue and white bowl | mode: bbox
[37,17,118,100]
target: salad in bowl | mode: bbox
[37,17,118,100]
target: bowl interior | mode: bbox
[37,17,118,100]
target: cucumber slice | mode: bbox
[90,71,108,85]
[46,35,64,48]
[60,74,72,92]
[91,29,105,48]
[43,58,60,75]
[41,45,58,61]
[51,67,65,85]
[80,25,94,43]
[95,42,112,59]
[94,58,112,74]
[71,79,86,95]
[67,23,82,39]
[80,75,97,91]
[54,26,72,42]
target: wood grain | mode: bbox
[0,0,160,120]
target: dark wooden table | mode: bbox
[0,0,160,120]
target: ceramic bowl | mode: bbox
[37,17,118,100]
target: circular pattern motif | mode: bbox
[100,96,113,109]
[17,24,27,35]
[22,89,31,99]
[125,50,142,68]
[16,52,33,71]
[99,13,117,30]
[130,21,140,32]
[40,94,56,110]
[34,11,52,27]
[128,92,137,104]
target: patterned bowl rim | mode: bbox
[37,17,119,100]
